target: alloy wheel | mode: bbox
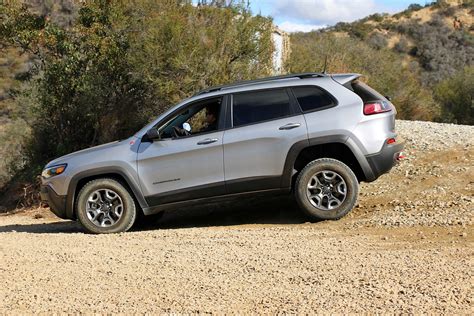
[85,189,124,227]
[306,170,347,210]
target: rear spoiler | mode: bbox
[331,73,361,85]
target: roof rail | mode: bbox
[195,72,326,96]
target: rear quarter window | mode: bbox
[345,80,385,102]
[291,86,337,112]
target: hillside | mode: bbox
[0,0,77,106]
[328,0,474,86]
[287,0,473,127]
[0,0,79,187]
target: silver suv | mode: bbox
[40,73,404,233]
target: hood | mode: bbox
[46,138,129,168]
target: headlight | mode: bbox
[41,164,67,179]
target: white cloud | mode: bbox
[278,21,326,33]
[273,0,380,25]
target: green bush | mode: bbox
[393,37,409,53]
[0,0,274,177]
[396,15,474,86]
[128,1,273,108]
[407,4,423,11]
[0,2,154,167]
[366,13,384,23]
[348,22,372,40]
[286,32,439,121]
[434,66,474,125]
[366,32,388,50]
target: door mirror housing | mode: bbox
[145,128,160,141]
[182,122,191,132]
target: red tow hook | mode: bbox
[396,152,406,161]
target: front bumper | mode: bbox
[365,139,405,181]
[40,185,68,219]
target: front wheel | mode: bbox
[76,178,137,234]
[295,158,359,221]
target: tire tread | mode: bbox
[75,178,136,234]
[295,158,359,221]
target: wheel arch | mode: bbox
[66,168,148,219]
[281,135,375,189]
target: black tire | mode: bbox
[76,178,137,234]
[295,158,359,221]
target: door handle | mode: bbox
[197,138,218,145]
[279,123,301,130]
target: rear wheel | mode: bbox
[76,178,137,234]
[295,158,358,221]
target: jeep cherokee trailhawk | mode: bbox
[41,73,404,233]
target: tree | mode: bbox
[0,0,274,177]
[1,1,155,168]
[407,4,423,11]
[434,66,474,125]
[286,32,439,120]
[128,0,273,110]
[396,15,474,86]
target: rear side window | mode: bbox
[232,89,291,127]
[345,80,385,102]
[292,86,336,112]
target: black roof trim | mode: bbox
[195,72,327,96]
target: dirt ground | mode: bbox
[0,144,473,313]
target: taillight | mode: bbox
[363,101,392,115]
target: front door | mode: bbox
[137,97,226,206]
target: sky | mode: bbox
[247,0,432,32]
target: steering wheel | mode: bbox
[172,126,191,138]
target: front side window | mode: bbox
[158,97,222,139]
[292,86,336,112]
[232,89,291,127]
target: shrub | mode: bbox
[286,32,439,121]
[408,4,423,11]
[0,0,274,181]
[396,16,474,86]
[348,22,372,40]
[394,37,409,53]
[366,13,384,23]
[439,6,457,16]
[333,22,351,33]
[434,66,474,125]
[367,32,388,50]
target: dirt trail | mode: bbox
[0,210,472,314]
[0,120,473,313]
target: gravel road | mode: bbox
[0,120,473,314]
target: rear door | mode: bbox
[223,88,307,193]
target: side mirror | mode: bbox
[145,128,160,141]
[385,95,392,101]
[182,122,191,132]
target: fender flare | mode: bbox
[280,135,375,188]
[65,167,148,218]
